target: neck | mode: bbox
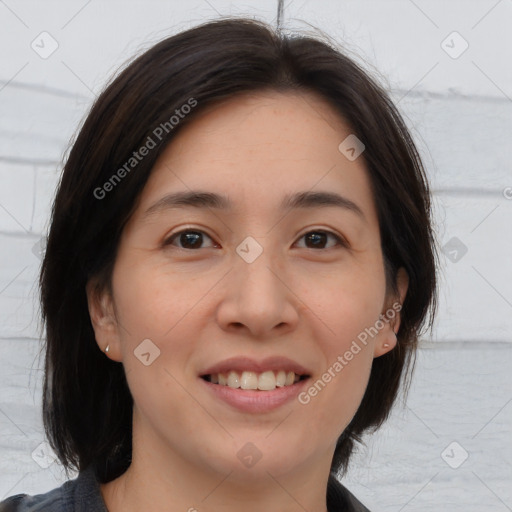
[100,416,332,512]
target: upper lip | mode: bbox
[200,356,311,377]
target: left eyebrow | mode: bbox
[142,190,365,221]
[281,191,365,220]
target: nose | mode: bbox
[215,243,300,339]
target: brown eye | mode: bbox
[296,230,345,250]
[164,230,216,250]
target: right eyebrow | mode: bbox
[142,191,230,219]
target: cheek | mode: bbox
[300,259,386,347]
[110,258,208,427]
[301,340,374,439]
[295,258,384,423]
[111,255,208,341]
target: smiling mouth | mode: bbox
[201,370,309,391]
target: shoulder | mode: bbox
[327,473,371,512]
[0,467,108,512]
[0,482,71,512]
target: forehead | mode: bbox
[165,90,351,161]
[134,90,379,226]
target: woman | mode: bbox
[0,17,437,512]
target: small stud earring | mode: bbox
[105,344,110,353]
[383,342,390,348]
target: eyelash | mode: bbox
[163,228,347,251]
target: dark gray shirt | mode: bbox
[0,468,370,512]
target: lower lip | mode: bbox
[200,377,310,413]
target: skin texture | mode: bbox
[87,90,408,512]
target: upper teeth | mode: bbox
[209,370,301,390]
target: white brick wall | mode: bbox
[1,1,511,510]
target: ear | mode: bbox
[373,267,409,358]
[86,278,122,361]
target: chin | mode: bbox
[200,433,319,482]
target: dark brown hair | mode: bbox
[39,17,438,483]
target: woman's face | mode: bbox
[88,91,406,481]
